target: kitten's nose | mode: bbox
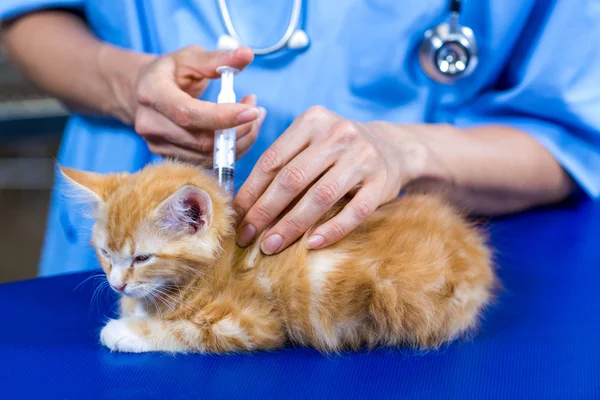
[111,283,127,292]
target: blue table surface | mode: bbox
[1,198,599,400]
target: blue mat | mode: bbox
[1,198,599,399]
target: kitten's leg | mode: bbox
[100,317,194,353]
[100,305,285,353]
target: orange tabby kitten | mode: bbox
[60,161,496,353]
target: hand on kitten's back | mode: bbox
[61,161,497,354]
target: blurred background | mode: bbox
[0,45,68,283]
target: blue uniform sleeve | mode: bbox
[453,1,600,198]
[0,0,83,21]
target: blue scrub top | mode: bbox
[1,0,600,277]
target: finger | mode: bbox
[139,98,263,160]
[234,112,319,225]
[138,46,257,131]
[234,120,255,141]
[147,106,264,167]
[145,139,211,166]
[135,105,214,153]
[139,74,260,131]
[160,87,260,130]
[173,46,254,79]
[348,184,363,196]
[306,186,380,249]
[240,94,257,107]
[177,94,257,141]
[236,136,256,159]
[236,107,266,159]
[235,144,336,248]
[232,95,258,140]
[259,163,361,254]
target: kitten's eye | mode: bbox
[100,249,109,257]
[134,254,153,263]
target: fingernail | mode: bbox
[258,106,267,123]
[261,234,282,255]
[237,108,260,124]
[248,95,257,106]
[236,223,256,247]
[307,235,325,249]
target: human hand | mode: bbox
[126,46,265,164]
[233,106,429,254]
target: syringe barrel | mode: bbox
[214,166,234,194]
[213,127,236,193]
[213,127,236,169]
[214,66,239,194]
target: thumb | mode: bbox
[173,46,254,79]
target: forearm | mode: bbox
[2,10,154,124]
[406,124,575,215]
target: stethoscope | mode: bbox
[216,0,477,85]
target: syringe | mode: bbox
[214,66,240,194]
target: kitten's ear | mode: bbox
[59,166,110,208]
[155,185,213,234]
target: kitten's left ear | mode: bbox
[59,166,111,209]
[155,185,213,234]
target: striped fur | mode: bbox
[61,161,497,353]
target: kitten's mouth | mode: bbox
[119,284,153,299]
[131,282,174,300]
[108,278,174,300]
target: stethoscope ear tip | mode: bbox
[287,29,310,50]
[217,34,241,52]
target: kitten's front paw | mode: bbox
[100,319,151,353]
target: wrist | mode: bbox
[400,123,478,200]
[368,121,457,185]
[409,123,461,183]
[97,44,155,125]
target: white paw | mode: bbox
[100,319,152,353]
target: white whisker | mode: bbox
[149,293,163,320]
[74,273,105,292]
[152,288,187,322]
[153,288,183,310]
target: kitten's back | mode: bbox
[245,194,496,350]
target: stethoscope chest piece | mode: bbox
[418,3,478,85]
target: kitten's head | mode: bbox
[60,161,234,298]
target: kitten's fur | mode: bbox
[61,161,496,353]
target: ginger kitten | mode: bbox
[60,161,496,353]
